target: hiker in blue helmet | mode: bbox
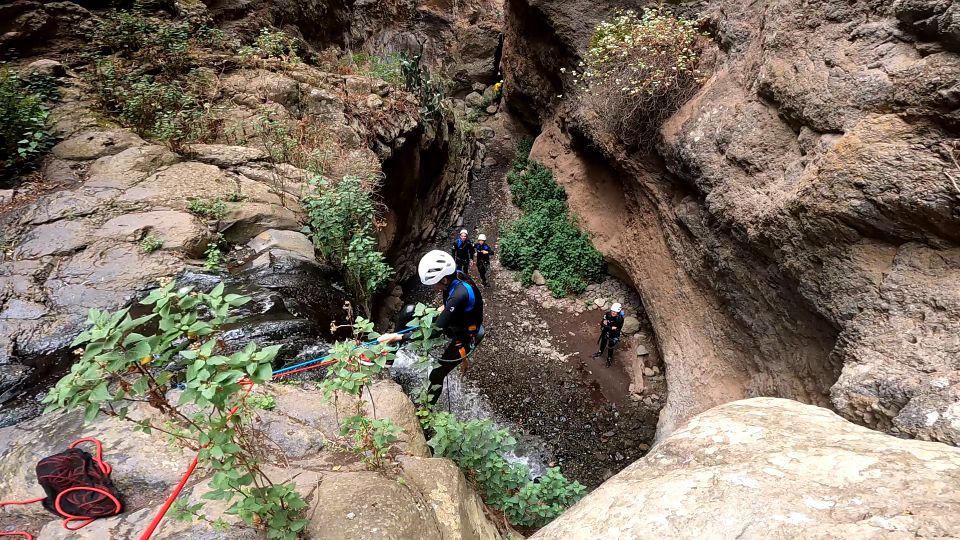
[379,250,485,404]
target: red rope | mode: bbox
[138,379,255,540]
[0,438,120,539]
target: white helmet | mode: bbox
[478,234,486,241]
[610,302,622,313]
[459,229,468,236]
[418,250,457,285]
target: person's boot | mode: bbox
[592,351,602,358]
[606,355,612,367]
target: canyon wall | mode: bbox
[504,0,960,440]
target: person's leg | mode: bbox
[428,340,467,404]
[606,339,616,367]
[593,332,608,357]
[478,261,488,285]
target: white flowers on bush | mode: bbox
[568,8,708,146]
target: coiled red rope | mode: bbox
[1,438,122,539]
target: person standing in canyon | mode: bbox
[592,303,624,367]
[474,234,494,286]
[452,229,475,275]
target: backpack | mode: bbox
[1,438,124,533]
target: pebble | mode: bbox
[603,430,615,437]
[347,512,356,520]
[636,345,649,356]
[643,367,655,377]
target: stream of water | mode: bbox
[390,348,551,478]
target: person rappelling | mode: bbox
[592,302,624,367]
[378,250,485,405]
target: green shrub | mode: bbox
[425,411,586,527]
[340,415,403,468]
[303,176,392,314]
[507,161,567,212]
[500,148,604,296]
[239,28,300,63]
[571,8,707,146]
[188,198,227,220]
[0,69,53,182]
[140,234,164,252]
[399,54,445,125]
[43,282,307,538]
[90,58,211,150]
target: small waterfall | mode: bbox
[390,348,552,478]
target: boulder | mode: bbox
[247,229,315,260]
[635,345,649,356]
[465,92,483,108]
[533,398,960,539]
[532,270,547,286]
[14,219,90,258]
[187,144,268,167]
[21,59,66,78]
[307,471,442,540]
[85,145,181,190]
[51,129,145,161]
[621,316,640,335]
[399,456,504,540]
[95,211,210,257]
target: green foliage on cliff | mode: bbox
[571,8,708,147]
[0,68,54,182]
[302,175,393,314]
[423,410,587,528]
[500,143,604,297]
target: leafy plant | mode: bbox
[0,68,53,183]
[189,198,227,220]
[500,146,604,296]
[340,414,403,467]
[205,245,222,271]
[571,8,708,147]
[140,234,164,253]
[42,282,308,538]
[239,28,300,63]
[302,176,392,315]
[425,411,586,527]
[248,393,276,411]
[399,54,445,125]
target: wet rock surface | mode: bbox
[534,398,960,539]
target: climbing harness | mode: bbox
[0,438,123,540]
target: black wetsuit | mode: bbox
[428,274,485,404]
[596,310,624,366]
[474,241,494,286]
[452,237,475,275]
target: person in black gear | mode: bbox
[592,303,624,367]
[452,229,475,275]
[474,234,494,286]
[379,250,485,405]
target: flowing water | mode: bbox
[390,348,552,478]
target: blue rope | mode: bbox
[270,325,420,377]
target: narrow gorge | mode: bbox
[1,0,959,537]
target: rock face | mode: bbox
[534,398,960,539]
[506,0,960,443]
[1,381,506,539]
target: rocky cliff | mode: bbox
[533,397,960,539]
[504,0,960,442]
